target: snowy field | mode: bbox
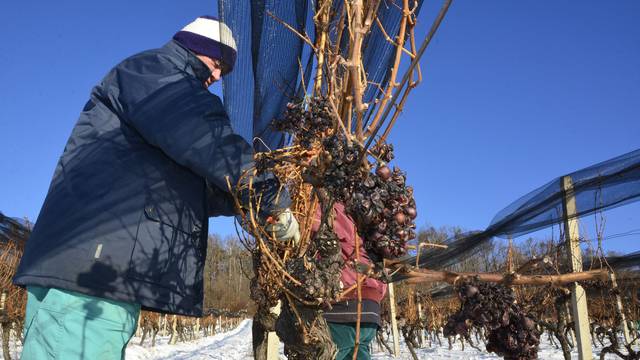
[1,319,629,359]
[123,319,626,360]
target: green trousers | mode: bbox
[21,286,140,360]
[328,322,378,360]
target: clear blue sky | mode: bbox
[1,1,639,253]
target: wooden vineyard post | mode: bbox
[388,282,401,357]
[632,286,639,340]
[411,242,447,349]
[610,271,632,344]
[561,176,592,360]
[266,301,282,360]
[0,291,7,360]
[564,303,577,347]
[169,314,178,345]
[136,312,143,337]
[507,235,514,274]
[417,297,426,346]
[162,314,168,336]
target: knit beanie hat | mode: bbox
[173,16,237,75]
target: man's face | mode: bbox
[197,55,224,87]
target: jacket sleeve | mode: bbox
[206,182,236,217]
[113,74,289,216]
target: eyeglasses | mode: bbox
[212,59,229,75]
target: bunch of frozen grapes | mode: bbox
[444,281,540,360]
[273,97,334,149]
[346,164,416,258]
[270,98,417,259]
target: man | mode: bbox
[14,16,298,359]
[313,203,387,360]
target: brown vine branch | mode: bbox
[352,225,363,359]
[363,0,453,154]
[365,0,411,137]
[267,11,317,52]
[403,268,610,286]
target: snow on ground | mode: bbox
[0,319,630,359]
[368,333,624,360]
[368,337,615,360]
[124,319,627,360]
[126,319,255,360]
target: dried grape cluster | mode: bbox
[320,136,416,258]
[444,281,540,360]
[286,256,343,302]
[370,142,394,163]
[255,152,278,175]
[347,166,416,258]
[273,97,334,149]
[250,251,280,313]
[320,135,369,200]
[268,97,417,259]
[287,222,343,302]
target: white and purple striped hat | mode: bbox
[173,16,237,75]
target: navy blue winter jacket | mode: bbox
[13,40,288,316]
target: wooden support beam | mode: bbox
[412,242,448,268]
[507,235,514,273]
[136,312,143,337]
[515,256,551,274]
[162,314,168,336]
[561,175,592,360]
[610,271,632,344]
[266,301,282,360]
[404,268,608,286]
[169,315,178,345]
[388,282,401,357]
[417,298,426,346]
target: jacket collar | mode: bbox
[163,40,212,83]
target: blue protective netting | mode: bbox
[0,212,30,244]
[218,1,422,150]
[218,1,310,150]
[396,148,640,273]
[217,3,640,273]
[584,251,640,271]
[320,1,424,131]
[360,1,423,127]
[492,149,640,238]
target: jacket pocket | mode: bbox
[127,205,204,295]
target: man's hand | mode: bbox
[265,208,301,245]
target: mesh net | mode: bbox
[218,1,310,150]
[396,148,640,273]
[489,148,640,238]
[584,251,640,271]
[0,212,30,244]
[216,3,640,277]
[218,1,423,150]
